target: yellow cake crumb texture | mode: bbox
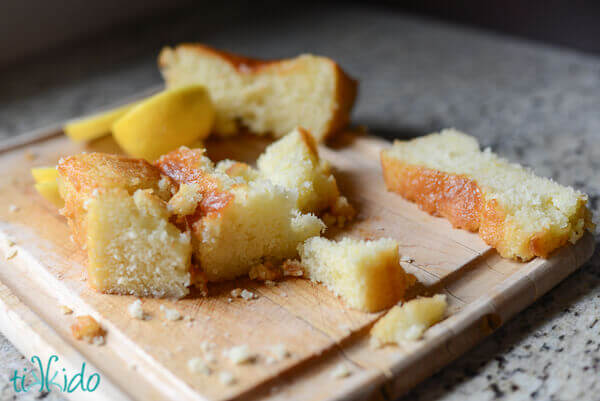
[157,145,325,282]
[159,44,357,141]
[382,129,594,260]
[85,188,192,298]
[370,294,447,347]
[298,237,409,312]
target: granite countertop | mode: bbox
[0,3,598,400]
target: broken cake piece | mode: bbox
[156,146,325,282]
[381,129,594,261]
[58,153,193,298]
[298,237,409,312]
[159,44,357,141]
[370,294,447,347]
[257,127,341,214]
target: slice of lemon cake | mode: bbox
[57,153,193,298]
[157,147,325,282]
[298,237,409,312]
[159,44,357,141]
[370,294,447,347]
[257,127,341,213]
[381,129,594,261]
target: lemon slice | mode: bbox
[64,101,139,142]
[112,85,214,161]
[31,167,59,183]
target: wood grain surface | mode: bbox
[0,128,593,401]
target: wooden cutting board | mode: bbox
[0,122,594,401]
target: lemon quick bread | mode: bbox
[381,130,594,261]
[156,146,325,282]
[298,237,409,312]
[57,153,194,298]
[370,295,447,347]
[159,44,357,141]
[257,127,341,213]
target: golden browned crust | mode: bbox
[158,44,358,140]
[381,151,483,231]
[155,147,233,221]
[380,151,583,261]
[57,153,174,244]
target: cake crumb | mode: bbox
[59,305,73,315]
[331,363,351,379]
[282,259,304,277]
[269,344,290,361]
[219,371,236,386]
[226,345,256,364]
[187,357,212,375]
[5,248,17,260]
[8,204,19,213]
[241,289,257,300]
[71,315,105,345]
[249,260,283,281]
[265,280,277,287]
[231,288,258,300]
[227,297,233,303]
[128,300,145,320]
[160,305,182,321]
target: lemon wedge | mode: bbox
[31,167,59,183]
[64,101,138,142]
[112,85,214,161]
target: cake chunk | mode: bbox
[381,129,594,261]
[370,295,447,347]
[157,147,325,282]
[159,44,357,141]
[58,153,193,298]
[298,237,409,312]
[257,127,341,214]
[84,188,193,298]
[57,152,175,244]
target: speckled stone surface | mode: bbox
[0,3,598,400]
